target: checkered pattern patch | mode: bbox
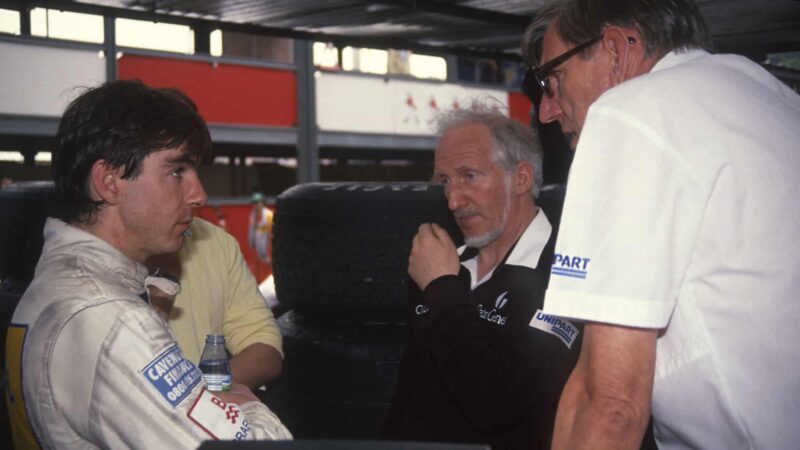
[187,389,254,440]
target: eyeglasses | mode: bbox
[522,35,603,104]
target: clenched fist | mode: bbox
[408,223,460,290]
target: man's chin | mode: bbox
[464,229,502,249]
[163,235,185,254]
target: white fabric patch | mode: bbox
[187,389,255,441]
[529,309,579,349]
[144,273,181,296]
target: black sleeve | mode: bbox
[416,272,581,434]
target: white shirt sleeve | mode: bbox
[543,103,709,329]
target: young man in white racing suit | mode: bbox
[5,80,291,449]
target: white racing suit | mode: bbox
[5,218,292,449]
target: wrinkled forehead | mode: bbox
[435,124,496,169]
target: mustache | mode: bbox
[453,208,477,219]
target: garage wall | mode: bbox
[0,41,106,116]
[316,71,531,135]
[508,92,534,125]
[0,40,530,133]
[117,54,297,127]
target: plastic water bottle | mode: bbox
[198,334,232,392]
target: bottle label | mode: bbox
[204,373,232,392]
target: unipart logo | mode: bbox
[551,253,590,279]
[529,309,579,349]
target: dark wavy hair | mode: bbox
[522,0,712,66]
[52,79,212,223]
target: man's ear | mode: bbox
[513,161,534,196]
[602,26,644,84]
[89,160,123,204]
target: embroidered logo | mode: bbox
[495,291,509,309]
[478,291,510,326]
[529,309,580,348]
[551,253,590,279]
[142,345,202,407]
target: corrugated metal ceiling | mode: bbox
[14,0,800,60]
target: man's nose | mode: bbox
[186,172,208,208]
[538,94,562,124]
[447,184,467,211]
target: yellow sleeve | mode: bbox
[214,220,284,358]
[170,219,283,363]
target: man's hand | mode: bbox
[408,223,460,290]
[214,382,260,405]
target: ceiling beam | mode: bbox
[0,0,523,60]
[365,0,530,28]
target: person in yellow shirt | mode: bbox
[148,217,283,390]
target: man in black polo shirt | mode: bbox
[384,103,580,450]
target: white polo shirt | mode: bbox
[543,50,800,449]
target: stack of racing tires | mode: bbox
[265,182,568,440]
[0,181,65,448]
[0,182,66,368]
[264,182,463,439]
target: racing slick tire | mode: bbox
[0,181,62,449]
[261,311,406,439]
[0,181,62,284]
[271,182,462,322]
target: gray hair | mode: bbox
[522,0,712,67]
[434,100,544,198]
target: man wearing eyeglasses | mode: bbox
[521,1,800,449]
